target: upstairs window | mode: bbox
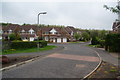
[29,28,35,34]
[21,29,25,33]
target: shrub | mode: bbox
[38,40,47,47]
[10,40,47,49]
[9,33,16,41]
[105,33,120,52]
[82,32,90,41]
[91,37,99,45]
[99,40,105,48]
[9,33,21,41]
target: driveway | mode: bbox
[2,43,100,78]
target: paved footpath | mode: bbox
[91,47,120,66]
[2,43,100,78]
[84,42,119,66]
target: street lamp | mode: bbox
[37,12,47,49]
[37,12,47,25]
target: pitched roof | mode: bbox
[113,22,120,29]
[67,26,77,33]
[2,24,39,32]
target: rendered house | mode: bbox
[2,24,79,42]
[40,27,73,43]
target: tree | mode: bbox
[91,36,99,45]
[82,32,90,41]
[13,27,21,40]
[104,1,120,21]
[104,5,120,13]
[9,33,16,41]
[74,33,81,41]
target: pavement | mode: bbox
[91,47,120,66]
[2,43,100,78]
[85,42,120,67]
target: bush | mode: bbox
[39,40,47,47]
[9,33,16,41]
[82,32,90,41]
[2,41,11,51]
[105,33,120,52]
[99,40,105,48]
[10,40,47,49]
[91,37,99,45]
[9,33,21,41]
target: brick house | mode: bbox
[2,24,38,41]
[112,21,120,33]
[2,24,80,43]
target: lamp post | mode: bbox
[37,12,47,49]
[38,12,47,25]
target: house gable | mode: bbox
[29,28,35,34]
[50,28,57,34]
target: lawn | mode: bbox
[87,44,101,48]
[2,45,57,55]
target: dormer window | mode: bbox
[29,28,35,34]
[50,28,57,34]
[21,29,25,33]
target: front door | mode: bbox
[55,38,57,42]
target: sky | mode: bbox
[1,0,118,30]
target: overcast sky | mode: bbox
[1,0,118,30]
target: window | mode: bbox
[45,32,49,34]
[9,29,12,34]
[29,28,35,34]
[21,29,25,33]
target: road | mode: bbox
[2,43,100,78]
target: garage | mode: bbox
[57,38,61,43]
[57,38,67,43]
[63,38,67,42]
[49,37,67,43]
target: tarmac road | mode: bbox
[2,43,100,78]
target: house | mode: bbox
[2,24,38,41]
[41,27,71,43]
[2,24,81,43]
[112,21,120,33]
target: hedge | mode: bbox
[10,40,47,49]
[105,33,120,52]
[91,37,99,45]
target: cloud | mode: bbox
[2,2,117,30]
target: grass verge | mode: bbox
[2,45,57,55]
[87,44,101,48]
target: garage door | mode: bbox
[57,38,61,43]
[63,38,67,42]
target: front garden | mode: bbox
[2,40,56,55]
